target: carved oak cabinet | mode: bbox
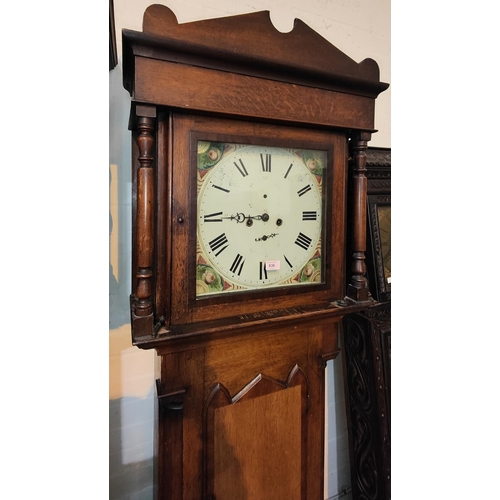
[343,149,391,500]
[122,5,388,499]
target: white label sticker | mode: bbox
[266,260,280,271]
[387,277,391,283]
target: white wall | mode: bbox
[109,1,390,499]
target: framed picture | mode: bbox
[109,0,118,70]
[367,193,391,301]
[364,147,390,302]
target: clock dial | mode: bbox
[196,141,326,296]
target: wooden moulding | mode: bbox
[134,287,369,353]
[122,4,388,130]
[141,303,346,359]
[133,57,375,131]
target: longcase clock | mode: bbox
[122,5,388,499]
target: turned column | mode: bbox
[131,106,156,338]
[347,131,371,302]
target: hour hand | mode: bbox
[255,233,278,241]
[216,213,248,223]
[231,213,268,223]
[239,213,269,222]
[204,212,269,223]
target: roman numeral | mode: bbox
[209,233,229,255]
[284,163,293,179]
[284,255,293,268]
[297,185,312,197]
[261,153,271,172]
[212,184,230,193]
[302,211,318,221]
[229,253,245,275]
[234,159,249,177]
[203,211,223,222]
[295,232,312,250]
[259,262,268,280]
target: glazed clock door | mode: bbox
[167,113,348,328]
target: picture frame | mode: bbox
[367,194,391,301]
[365,147,391,302]
[109,0,118,71]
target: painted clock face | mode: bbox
[196,141,326,297]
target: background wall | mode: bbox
[109,1,390,499]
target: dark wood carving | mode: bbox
[365,149,391,193]
[343,149,391,499]
[343,304,391,500]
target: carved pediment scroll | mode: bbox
[123,4,388,99]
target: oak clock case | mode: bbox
[122,5,389,500]
[168,114,345,327]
